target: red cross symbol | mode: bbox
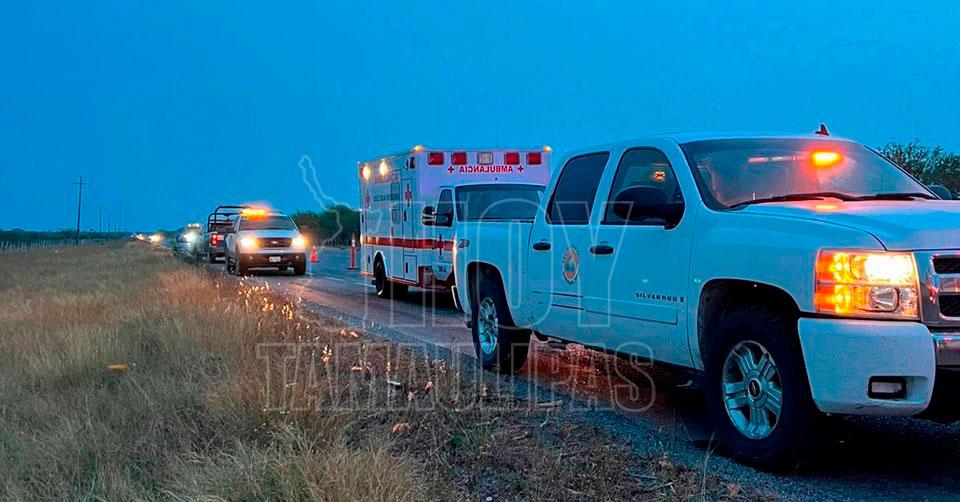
[404,184,413,207]
[447,166,454,174]
[517,165,524,173]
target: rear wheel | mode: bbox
[471,271,529,373]
[208,251,216,264]
[704,306,822,469]
[374,258,407,298]
[293,262,306,276]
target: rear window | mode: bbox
[239,215,297,231]
[546,152,610,224]
[455,184,543,222]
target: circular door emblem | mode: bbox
[561,246,580,284]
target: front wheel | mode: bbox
[471,272,529,374]
[704,306,823,469]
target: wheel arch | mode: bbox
[465,261,515,324]
[696,278,801,367]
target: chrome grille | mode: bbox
[934,257,960,274]
[918,251,960,327]
[258,238,292,248]
[942,295,960,317]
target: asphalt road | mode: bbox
[211,247,960,501]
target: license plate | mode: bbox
[268,256,281,263]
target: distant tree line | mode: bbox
[291,204,360,247]
[0,228,127,244]
[880,140,960,197]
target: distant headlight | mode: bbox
[183,232,197,243]
[292,235,307,249]
[149,234,162,243]
[815,250,919,319]
[239,237,258,249]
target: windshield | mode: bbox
[239,215,297,231]
[456,184,544,221]
[680,139,932,209]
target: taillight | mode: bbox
[504,152,520,164]
[211,234,220,245]
[428,152,444,165]
[526,152,542,165]
[451,152,468,165]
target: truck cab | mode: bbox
[454,131,960,466]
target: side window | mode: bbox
[546,152,610,225]
[436,189,453,227]
[603,148,683,225]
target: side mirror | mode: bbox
[611,186,684,227]
[421,206,437,225]
[928,184,953,200]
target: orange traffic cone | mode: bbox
[310,246,319,263]
[347,234,358,270]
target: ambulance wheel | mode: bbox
[471,271,529,374]
[293,262,306,276]
[374,258,407,298]
[704,306,822,469]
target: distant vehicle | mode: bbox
[175,223,202,255]
[359,146,551,305]
[455,131,960,467]
[198,205,247,262]
[224,208,308,276]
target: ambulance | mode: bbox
[359,146,552,305]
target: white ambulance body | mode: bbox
[359,147,551,304]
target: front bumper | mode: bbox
[797,318,936,416]
[238,251,305,268]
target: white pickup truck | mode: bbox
[452,131,960,466]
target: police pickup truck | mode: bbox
[224,209,308,276]
[453,130,960,466]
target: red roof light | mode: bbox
[428,152,444,165]
[451,152,468,165]
[504,152,520,164]
[526,152,542,165]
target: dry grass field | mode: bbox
[0,242,766,501]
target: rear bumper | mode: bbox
[239,252,305,268]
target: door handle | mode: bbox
[589,244,615,255]
[532,241,551,251]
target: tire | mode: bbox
[293,262,306,276]
[208,251,216,264]
[470,270,529,374]
[374,258,408,298]
[704,306,823,469]
[235,250,248,276]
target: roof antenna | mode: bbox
[815,123,830,136]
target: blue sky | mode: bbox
[1,1,958,231]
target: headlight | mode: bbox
[291,235,306,249]
[239,237,258,249]
[815,250,919,319]
[184,232,197,243]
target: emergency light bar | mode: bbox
[428,152,444,165]
[241,208,268,217]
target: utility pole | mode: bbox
[72,177,90,245]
